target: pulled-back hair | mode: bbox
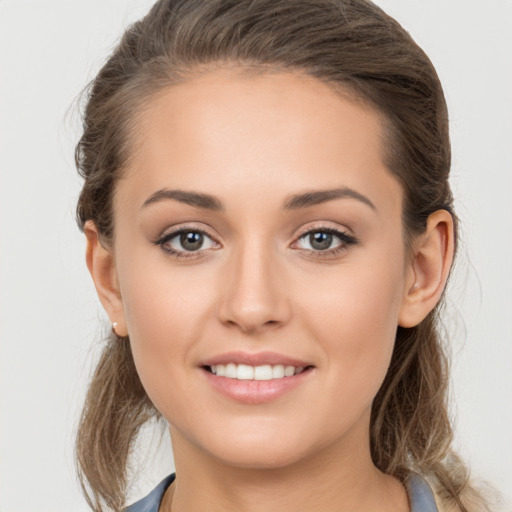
[74,1,488,510]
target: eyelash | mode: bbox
[154,227,219,260]
[293,227,358,258]
[154,225,359,260]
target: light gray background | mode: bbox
[1,1,511,510]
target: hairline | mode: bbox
[109,61,410,251]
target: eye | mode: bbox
[155,228,219,259]
[294,227,358,258]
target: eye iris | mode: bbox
[180,231,203,251]
[310,232,332,250]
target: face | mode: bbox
[111,69,411,469]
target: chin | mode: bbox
[212,443,309,470]
[194,423,329,471]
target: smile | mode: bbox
[200,352,314,404]
[208,363,306,380]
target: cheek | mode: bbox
[116,254,217,406]
[123,271,210,341]
[118,239,216,338]
[303,260,405,405]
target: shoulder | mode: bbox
[124,474,175,512]
[410,474,473,512]
[407,472,446,512]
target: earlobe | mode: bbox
[84,220,128,336]
[398,210,455,328]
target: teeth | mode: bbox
[284,365,295,377]
[254,365,273,380]
[225,363,237,379]
[209,363,307,380]
[237,364,254,380]
[272,365,285,378]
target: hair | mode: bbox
[74,1,490,511]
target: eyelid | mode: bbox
[290,222,359,258]
[293,221,354,239]
[155,222,219,242]
[153,221,358,259]
[153,223,222,259]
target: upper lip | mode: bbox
[201,351,313,368]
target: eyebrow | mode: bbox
[142,189,223,210]
[141,187,376,212]
[283,188,375,210]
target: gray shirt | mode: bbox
[125,472,439,511]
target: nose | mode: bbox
[216,238,292,334]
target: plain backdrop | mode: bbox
[1,1,511,510]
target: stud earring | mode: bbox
[112,322,121,337]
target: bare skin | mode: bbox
[85,68,454,512]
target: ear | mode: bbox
[398,210,455,328]
[84,220,128,337]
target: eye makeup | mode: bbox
[153,224,359,261]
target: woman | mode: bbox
[74,0,491,511]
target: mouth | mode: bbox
[200,352,315,404]
[203,363,311,380]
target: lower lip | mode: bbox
[201,367,313,404]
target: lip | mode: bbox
[201,350,312,368]
[201,368,313,404]
[199,351,315,405]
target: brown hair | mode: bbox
[75,1,488,510]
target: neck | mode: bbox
[165,422,409,512]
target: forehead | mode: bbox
[117,68,402,218]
